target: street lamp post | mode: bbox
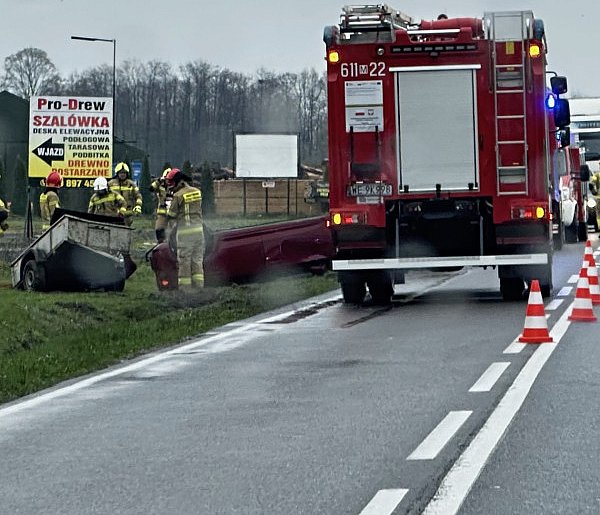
[71,36,117,142]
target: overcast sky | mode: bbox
[3,0,599,96]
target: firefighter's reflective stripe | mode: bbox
[192,273,204,285]
[42,224,50,231]
[178,225,203,236]
[157,207,168,215]
[88,192,126,215]
[40,192,60,226]
[179,277,192,285]
[183,191,201,203]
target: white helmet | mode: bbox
[93,177,108,192]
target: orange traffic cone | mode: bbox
[584,240,600,305]
[568,265,597,322]
[519,280,553,343]
[584,240,596,267]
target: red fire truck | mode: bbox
[323,6,571,303]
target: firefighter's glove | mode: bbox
[133,205,142,215]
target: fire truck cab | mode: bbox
[324,5,571,303]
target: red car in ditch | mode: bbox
[147,216,334,289]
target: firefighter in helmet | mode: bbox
[0,174,9,238]
[88,177,127,218]
[108,162,142,226]
[149,167,172,243]
[589,166,600,230]
[166,168,204,288]
[39,171,62,231]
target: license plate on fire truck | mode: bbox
[347,183,393,197]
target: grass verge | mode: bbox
[0,232,339,406]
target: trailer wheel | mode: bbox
[367,271,394,305]
[340,273,366,304]
[108,279,125,292]
[22,260,46,292]
[500,277,525,301]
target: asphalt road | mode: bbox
[0,238,597,515]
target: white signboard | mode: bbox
[344,80,384,133]
[29,96,113,188]
[345,80,383,106]
[345,106,384,133]
[235,134,298,178]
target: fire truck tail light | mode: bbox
[529,43,541,58]
[511,206,547,220]
[328,50,340,63]
[546,93,556,110]
[331,212,363,225]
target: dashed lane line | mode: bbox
[407,411,472,461]
[557,286,572,297]
[422,302,573,515]
[545,299,564,311]
[468,362,511,392]
[358,489,409,515]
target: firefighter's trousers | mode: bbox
[176,225,204,287]
[155,214,168,243]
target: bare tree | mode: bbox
[2,47,61,97]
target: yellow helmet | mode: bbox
[114,162,130,175]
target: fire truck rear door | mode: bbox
[392,65,481,192]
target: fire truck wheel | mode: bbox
[340,273,366,304]
[552,224,564,251]
[565,221,578,244]
[540,283,552,298]
[500,277,525,301]
[366,271,394,305]
[578,221,588,242]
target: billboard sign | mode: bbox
[235,134,298,178]
[29,96,113,188]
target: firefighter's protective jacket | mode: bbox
[108,177,142,213]
[590,171,600,196]
[39,190,60,230]
[88,191,127,217]
[167,182,203,229]
[150,179,169,216]
[0,198,8,236]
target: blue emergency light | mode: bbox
[545,93,556,110]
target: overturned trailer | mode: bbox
[11,209,134,292]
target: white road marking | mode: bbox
[422,302,573,515]
[407,411,472,461]
[545,299,564,311]
[568,274,579,284]
[359,489,409,515]
[468,363,510,392]
[503,340,526,354]
[557,286,572,297]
